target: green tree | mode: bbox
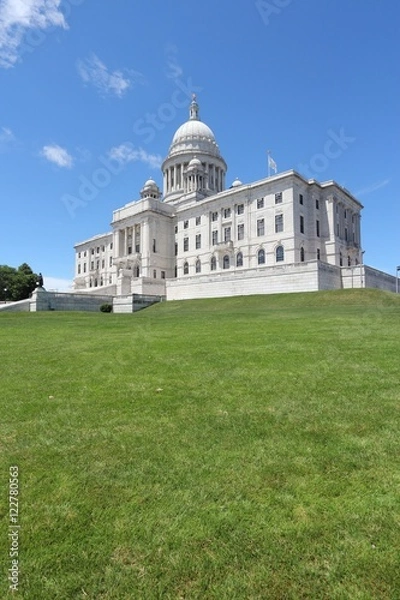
[0,263,40,301]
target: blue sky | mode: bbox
[0,0,398,290]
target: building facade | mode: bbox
[74,96,394,301]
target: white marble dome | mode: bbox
[168,96,222,159]
[142,178,158,189]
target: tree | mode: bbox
[0,263,40,301]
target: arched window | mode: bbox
[196,259,201,273]
[276,246,284,262]
[223,255,230,269]
[211,256,217,271]
[236,252,243,267]
[347,256,351,266]
[300,247,305,262]
[183,262,189,275]
[257,248,265,265]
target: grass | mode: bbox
[1,289,400,599]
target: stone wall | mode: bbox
[364,265,397,293]
[113,294,164,314]
[30,289,113,312]
[341,265,397,293]
[0,299,31,312]
[166,261,325,301]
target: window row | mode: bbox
[78,243,113,259]
[181,246,286,274]
[257,215,284,236]
[299,216,320,237]
[299,193,320,209]
[89,275,113,287]
[77,257,113,274]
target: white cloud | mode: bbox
[41,144,73,168]
[355,179,390,197]
[77,54,145,98]
[0,125,15,150]
[0,0,67,68]
[165,43,183,80]
[44,276,73,291]
[108,143,162,170]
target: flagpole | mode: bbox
[267,150,271,177]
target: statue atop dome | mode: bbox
[189,94,199,121]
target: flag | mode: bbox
[268,153,277,174]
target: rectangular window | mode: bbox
[128,246,132,254]
[336,222,340,237]
[109,275,112,284]
[275,192,283,204]
[96,247,100,254]
[109,243,113,251]
[196,234,201,249]
[91,249,95,255]
[257,218,265,237]
[257,198,264,209]
[102,259,105,269]
[78,264,81,274]
[344,210,347,219]
[102,245,105,252]
[90,261,94,270]
[109,257,112,267]
[78,252,81,259]
[153,239,156,252]
[175,242,178,256]
[153,270,157,279]
[175,225,178,234]
[224,227,231,242]
[211,211,218,222]
[299,194,303,205]
[196,216,201,226]
[316,220,320,238]
[275,214,283,233]
[84,250,87,257]
[237,204,244,215]
[223,208,231,219]
[237,223,244,240]
[161,271,166,280]
[300,215,304,234]
[135,244,140,253]
[317,248,321,260]
[183,237,189,252]
[83,263,87,273]
[184,220,189,229]
[315,198,319,210]
[96,260,100,269]
[212,230,218,245]
[344,227,348,241]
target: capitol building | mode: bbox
[73,96,395,303]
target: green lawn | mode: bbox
[1,289,400,599]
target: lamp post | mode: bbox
[3,288,8,302]
[396,266,400,294]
